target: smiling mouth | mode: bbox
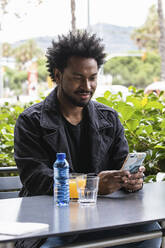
[76,92,92,99]
[76,91,92,95]
[79,92,90,95]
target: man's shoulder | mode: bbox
[92,100,117,116]
[21,101,43,118]
[15,102,44,130]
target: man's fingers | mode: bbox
[101,170,130,178]
[99,170,131,186]
[129,171,144,180]
[139,166,145,172]
[124,182,143,191]
[122,177,143,190]
[113,175,129,184]
[127,178,143,185]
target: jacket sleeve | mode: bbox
[14,113,54,196]
[108,111,129,170]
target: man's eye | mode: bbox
[90,77,97,81]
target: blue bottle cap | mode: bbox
[56,153,66,160]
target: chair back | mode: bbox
[0,167,22,199]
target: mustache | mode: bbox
[75,90,93,94]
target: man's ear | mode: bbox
[54,68,62,84]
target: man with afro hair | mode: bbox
[14,31,161,248]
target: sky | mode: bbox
[0,0,165,43]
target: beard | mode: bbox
[61,86,93,107]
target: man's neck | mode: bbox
[58,100,84,126]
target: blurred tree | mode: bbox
[157,0,165,81]
[71,0,76,34]
[2,42,12,58]
[132,2,165,81]
[0,0,44,97]
[131,5,160,51]
[4,66,28,92]
[37,56,49,82]
[13,39,43,69]
[3,56,48,93]
[104,53,160,88]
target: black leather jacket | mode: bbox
[14,87,129,197]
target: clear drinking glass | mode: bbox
[76,175,99,205]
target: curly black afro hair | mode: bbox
[46,30,106,82]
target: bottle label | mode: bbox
[54,167,69,180]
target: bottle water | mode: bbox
[53,153,70,206]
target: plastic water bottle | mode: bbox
[53,153,70,206]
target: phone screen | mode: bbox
[122,153,146,173]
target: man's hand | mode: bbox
[98,170,130,195]
[122,166,145,192]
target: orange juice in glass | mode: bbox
[69,173,86,201]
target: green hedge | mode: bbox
[0,101,37,167]
[97,87,165,182]
[0,87,165,182]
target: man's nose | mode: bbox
[82,78,91,91]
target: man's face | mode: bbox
[56,56,98,107]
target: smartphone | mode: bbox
[121,152,146,173]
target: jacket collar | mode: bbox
[86,100,113,130]
[40,87,112,130]
[40,87,62,129]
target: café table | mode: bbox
[0,182,165,247]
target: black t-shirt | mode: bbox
[62,112,93,173]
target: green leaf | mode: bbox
[126,96,142,109]
[0,113,9,120]
[154,145,165,149]
[128,86,136,93]
[160,119,165,129]
[0,154,7,158]
[126,119,139,131]
[117,104,134,120]
[104,90,111,99]
[96,97,113,108]
[145,101,163,110]
[145,125,153,135]
[144,175,156,183]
